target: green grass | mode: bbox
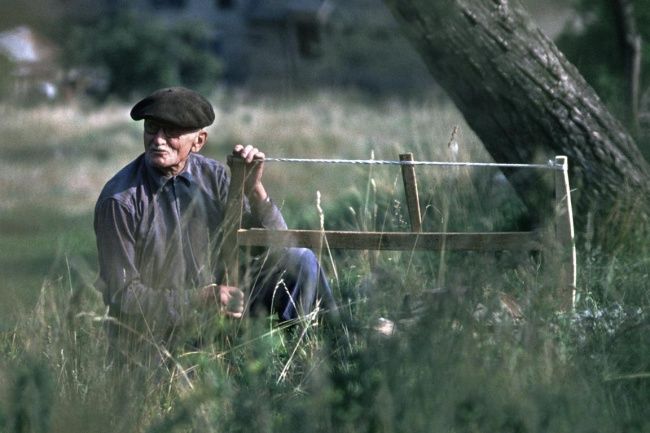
[0,91,648,432]
[0,207,95,329]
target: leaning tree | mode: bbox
[383,0,650,245]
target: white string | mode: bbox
[263,157,560,170]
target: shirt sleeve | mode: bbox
[94,198,191,330]
[244,196,288,230]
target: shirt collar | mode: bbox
[178,156,195,184]
[143,154,195,191]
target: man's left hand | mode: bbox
[232,144,269,204]
[196,283,244,319]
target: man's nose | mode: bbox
[153,128,167,143]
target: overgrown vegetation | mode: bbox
[0,92,648,432]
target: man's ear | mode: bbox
[191,130,208,153]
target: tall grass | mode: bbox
[0,91,648,432]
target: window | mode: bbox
[217,0,234,9]
[296,21,321,58]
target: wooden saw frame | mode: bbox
[221,154,577,310]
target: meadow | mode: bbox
[0,90,648,432]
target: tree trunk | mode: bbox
[383,0,650,242]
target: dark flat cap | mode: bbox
[130,87,215,128]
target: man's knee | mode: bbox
[250,247,334,321]
[284,247,320,274]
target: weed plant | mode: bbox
[0,92,648,432]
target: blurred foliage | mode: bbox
[557,1,650,123]
[60,12,222,99]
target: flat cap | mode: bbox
[130,87,215,128]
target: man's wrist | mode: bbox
[247,183,268,202]
[248,183,273,212]
[251,194,273,215]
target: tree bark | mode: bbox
[383,0,650,241]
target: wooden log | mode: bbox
[237,228,543,252]
[222,155,246,287]
[400,153,423,232]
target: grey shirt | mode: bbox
[94,152,286,330]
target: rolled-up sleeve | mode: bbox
[246,197,287,230]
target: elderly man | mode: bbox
[94,87,335,355]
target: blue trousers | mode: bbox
[246,248,337,322]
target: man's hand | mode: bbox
[231,144,268,204]
[197,283,244,319]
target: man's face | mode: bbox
[143,119,206,176]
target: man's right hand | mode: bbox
[197,284,244,319]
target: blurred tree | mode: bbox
[383,0,650,245]
[60,12,222,99]
[520,0,572,39]
[557,0,649,131]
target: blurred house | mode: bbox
[0,26,60,100]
